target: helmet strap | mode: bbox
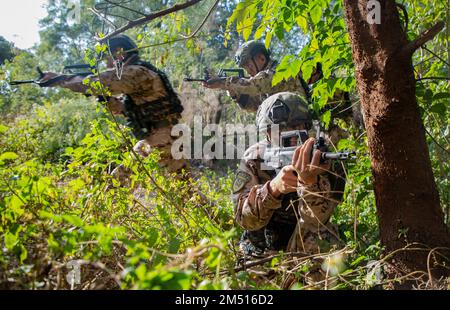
[251,57,260,74]
[251,54,269,73]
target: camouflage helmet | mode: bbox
[106,35,139,60]
[256,92,312,131]
[235,40,270,67]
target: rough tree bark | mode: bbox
[342,0,449,287]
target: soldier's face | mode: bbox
[267,124,307,146]
[243,53,268,76]
[105,48,125,68]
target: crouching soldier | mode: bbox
[233,92,346,264]
[203,40,311,112]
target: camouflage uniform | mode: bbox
[50,60,185,172]
[221,59,309,112]
[232,92,346,255]
[233,141,345,255]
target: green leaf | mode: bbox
[135,264,147,280]
[19,245,28,263]
[430,102,447,115]
[69,178,85,192]
[274,23,285,40]
[168,237,181,253]
[8,195,24,217]
[265,31,273,48]
[310,5,322,25]
[205,247,221,268]
[242,17,256,41]
[351,255,367,266]
[272,71,284,86]
[296,15,308,32]
[0,152,18,161]
[0,124,8,134]
[433,92,450,101]
[4,232,18,250]
[321,110,331,129]
[62,215,84,227]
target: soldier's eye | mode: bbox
[300,131,309,143]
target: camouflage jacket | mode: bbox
[53,65,167,104]
[232,140,346,254]
[50,63,182,130]
[220,60,309,112]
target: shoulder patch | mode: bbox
[232,171,252,193]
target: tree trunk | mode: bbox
[342,0,449,286]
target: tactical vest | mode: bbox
[242,159,346,254]
[122,60,184,140]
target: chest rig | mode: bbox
[122,60,184,140]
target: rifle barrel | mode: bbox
[9,80,38,85]
[183,78,207,82]
[322,151,356,160]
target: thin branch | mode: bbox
[417,77,450,82]
[403,21,445,55]
[422,46,450,67]
[424,127,450,156]
[103,0,147,17]
[234,252,309,273]
[89,7,118,30]
[396,3,409,33]
[98,0,204,42]
[180,0,220,39]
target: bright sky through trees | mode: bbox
[0,0,48,49]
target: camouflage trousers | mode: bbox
[133,126,186,172]
[287,222,340,254]
[237,223,342,289]
[111,126,186,187]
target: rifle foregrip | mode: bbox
[322,152,356,160]
[37,67,44,79]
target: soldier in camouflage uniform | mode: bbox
[203,40,313,112]
[40,35,185,172]
[233,92,346,257]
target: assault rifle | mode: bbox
[184,68,246,84]
[263,123,356,171]
[9,64,95,87]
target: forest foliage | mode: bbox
[0,0,448,289]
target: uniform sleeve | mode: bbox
[222,71,272,97]
[232,159,282,231]
[227,90,261,112]
[222,69,307,99]
[50,65,165,97]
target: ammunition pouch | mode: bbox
[121,59,183,140]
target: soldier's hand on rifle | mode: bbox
[202,78,222,89]
[268,165,299,198]
[292,138,331,186]
[106,97,125,115]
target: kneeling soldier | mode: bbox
[233,92,346,256]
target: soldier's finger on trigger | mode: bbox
[291,146,301,166]
[293,146,303,171]
[301,139,314,171]
[310,149,321,170]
